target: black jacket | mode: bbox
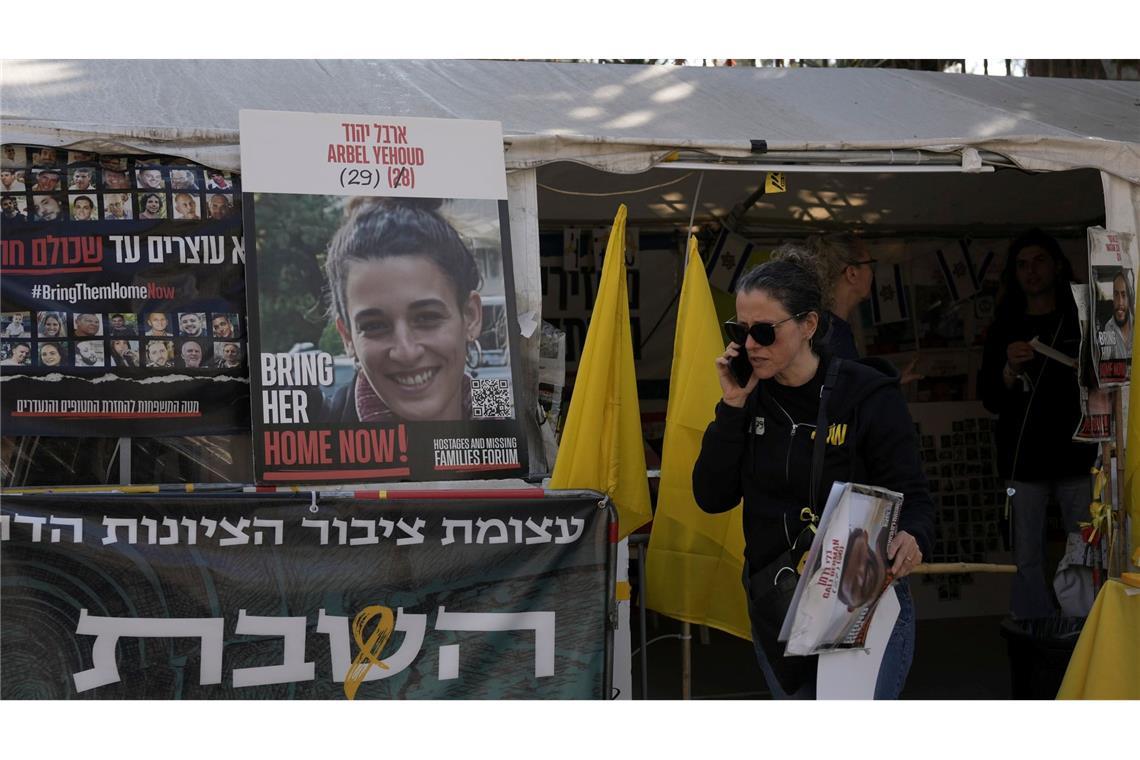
[978,305,1097,481]
[692,357,935,569]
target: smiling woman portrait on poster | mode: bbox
[321,197,485,423]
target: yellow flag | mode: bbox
[1125,323,1140,562]
[550,204,651,539]
[644,236,751,640]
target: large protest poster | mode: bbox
[1088,226,1135,387]
[0,144,249,436]
[0,491,613,699]
[240,111,527,483]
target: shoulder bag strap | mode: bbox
[809,356,843,511]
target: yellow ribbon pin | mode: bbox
[1079,467,1112,546]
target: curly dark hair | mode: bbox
[325,197,482,326]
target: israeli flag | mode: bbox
[563,228,581,271]
[706,229,755,293]
[936,242,979,301]
[870,262,910,324]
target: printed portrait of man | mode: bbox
[169,169,200,191]
[1,342,32,366]
[136,167,165,190]
[75,340,106,367]
[1,168,25,192]
[145,340,174,368]
[108,313,136,336]
[207,193,233,220]
[103,169,131,190]
[143,312,171,337]
[211,313,238,338]
[104,193,132,220]
[173,193,200,220]
[837,526,891,612]
[31,148,61,168]
[31,169,62,192]
[179,339,206,368]
[68,167,97,191]
[70,195,96,221]
[213,341,242,368]
[33,194,63,222]
[178,312,207,337]
[1,195,27,221]
[1100,271,1134,361]
[73,312,104,338]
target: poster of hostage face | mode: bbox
[240,110,527,483]
[1088,226,1136,387]
[0,145,249,437]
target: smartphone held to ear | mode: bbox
[729,345,753,387]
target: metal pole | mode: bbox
[118,436,131,485]
[636,539,649,700]
[681,621,691,699]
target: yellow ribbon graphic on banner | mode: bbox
[343,605,395,700]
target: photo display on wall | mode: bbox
[0,145,249,437]
[239,110,527,484]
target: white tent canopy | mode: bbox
[4,59,1139,181]
[5,59,1138,247]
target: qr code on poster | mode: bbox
[471,378,514,418]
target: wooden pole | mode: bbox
[911,562,1016,574]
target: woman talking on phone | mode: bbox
[692,254,934,699]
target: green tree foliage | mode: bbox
[253,193,343,353]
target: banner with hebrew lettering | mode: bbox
[0,491,612,699]
[239,110,527,483]
[0,144,249,436]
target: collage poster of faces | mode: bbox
[0,144,250,437]
[1088,226,1136,388]
[240,110,527,483]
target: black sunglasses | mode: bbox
[724,312,808,347]
[845,258,878,268]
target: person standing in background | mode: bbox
[979,229,1097,619]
